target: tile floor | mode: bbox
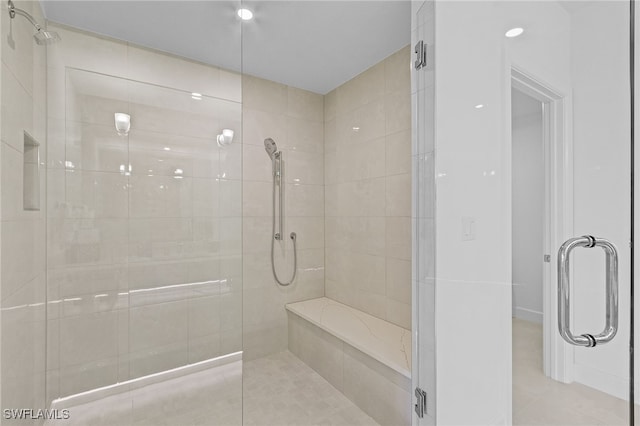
[513,318,628,425]
[48,320,634,426]
[243,351,378,426]
[47,351,376,426]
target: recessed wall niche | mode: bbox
[23,131,40,211]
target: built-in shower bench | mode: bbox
[286,297,411,425]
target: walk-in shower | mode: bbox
[264,137,297,286]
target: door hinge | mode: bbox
[544,254,551,263]
[414,40,427,70]
[414,387,427,418]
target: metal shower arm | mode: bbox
[8,0,43,31]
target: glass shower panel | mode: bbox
[45,67,242,424]
[422,0,634,424]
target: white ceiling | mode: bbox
[41,1,411,94]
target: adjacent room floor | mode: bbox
[513,318,628,425]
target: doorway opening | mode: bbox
[510,71,630,425]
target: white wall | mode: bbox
[428,0,632,424]
[432,1,572,424]
[511,89,543,324]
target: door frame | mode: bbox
[510,67,574,383]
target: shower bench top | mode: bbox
[286,297,411,378]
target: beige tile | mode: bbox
[47,118,66,169]
[128,341,188,380]
[286,149,324,185]
[1,64,34,152]
[1,219,45,300]
[219,69,242,103]
[1,1,36,94]
[127,45,220,97]
[47,25,128,76]
[243,75,287,114]
[286,216,324,250]
[384,45,411,95]
[242,319,288,361]
[385,299,411,329]
[47,65,66,120]
[66,122,127,173]
[286,183,324,217]
[288,314,344,391]
[386,258,411,305]
[129,174,192,218]
[58,357,119,398]
[59,311,119,368]
[128,129,221,179]
[324,89,337,122]
[285,116,324,154]
[242,181,272,217]
[386,173,411,217]
[338,99,385,146]
[386,130,411,176]
[325,217,385,257]
[336,61,385,114]
[129,301,189,353]
[188,295,222,338]
[242,108,287,148]
[64,170,129,218]
[343,345,410,426]
[242,216,272,254]
[287,86,324,121]
[243,143,273,182]
[386,217,411,261]
[385,91,411,135]
[353,290,387,320]
[188,333,222,364]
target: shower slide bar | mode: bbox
[557,235,619,347]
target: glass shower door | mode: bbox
[415,0,635,424]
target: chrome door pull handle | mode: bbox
[557,235,619,347]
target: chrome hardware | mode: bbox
[557,235,619,347]
[273,152,284,241]
[264,138,298,287]
[414,40,427,70]
[414,387,427,418]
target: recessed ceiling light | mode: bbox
[237,8,253,20]
[505,27,524,38]
[191,92,202,100]
[475,104,484,109]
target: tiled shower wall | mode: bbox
[324,46,412,329]
[0,0,48,417]
[241,75,325,360]
[45,24,242,400]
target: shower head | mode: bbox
[34,29,61,45]
[264,138,278,159]
[8,0,61,46]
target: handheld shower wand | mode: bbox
[263,138,297,286]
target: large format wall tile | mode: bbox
[44,27,244,404]
[325,45,412,329]
[242,76,324,360]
